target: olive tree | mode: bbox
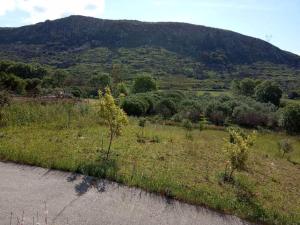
[281,104,300,134]
[132,74,157,93]
[255,81,282,106]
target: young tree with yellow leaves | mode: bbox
[223,128,256,181]
[98,87,128,159]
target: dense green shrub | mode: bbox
[255,81,282,106]
[177,100,204,122]
[205,101,231,125]
[139,93,161,114]
[0,91,11,108]
[155,98,177,118]
[232,101,277,128]
[116,82,129,96]
[132,74,157,93]
[25,78,42,96]
[1,61,48,79]
[161,90,186,102]
[281,104,300,134]
[49,70,69,88]
[69,86,83,98]
[232,78,257,97]
[121,90,282,129]
[89,73,112,92]
[0,72,26,94]
[232,105,267,128]
[121,96,149,116]
[121,91,163,116]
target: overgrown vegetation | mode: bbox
[281,104,300,134]
[0,99,299,225]
[1,15,300,225]
[118,81,298,134]
[2,16,300,95]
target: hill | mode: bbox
[0,15,300,90]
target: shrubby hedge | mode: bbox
[232,103,277,128]
[155,98,177,118]
[121,90,184,117]
[121,90,286,130]
[122,96,149,116]
[281,104,300,134]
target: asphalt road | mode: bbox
[0,162,252,225]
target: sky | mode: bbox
[0,0,299,56]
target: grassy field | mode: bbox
[283,98,300,105]
[0,100,299,225]
[197,90,232,97]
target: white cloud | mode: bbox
[0,0,105,24]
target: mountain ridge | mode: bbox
[0,15,299,68]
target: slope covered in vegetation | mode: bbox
[0,99,299,225]
[0,15,300,91]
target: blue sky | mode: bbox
[0,0,299,55]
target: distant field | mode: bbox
[0,100,299,225]
[157,75,229,91]
[283,98,300,105]
[197,90,232,97]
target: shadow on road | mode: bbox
[67,158,119,196]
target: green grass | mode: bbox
[197,90,231,97]
[0,100,300,225]
[283,98,300,105]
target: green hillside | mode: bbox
[0,15,300,91]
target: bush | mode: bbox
[132,74,157,93]
[139,93,161,114]
[121,97,149,116]
[223,128,256,181]
[25,78,42,96]
[121,92,162,116]
[178,100,204,122]
[161,90,185,102]
[205,101,231,126]
[278,139,294,157]
[116,82,129,96]
[281,104,300,134]
[232,78,257,97]
[227,96,278,128]
[0,91,11,107]
[0,72,26,94]
[89,73,112,91]
[232,105,268,128]
[255,81,282,106]
[155,98,177,118]
[69,86,83,98]
[182,119,192,131]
